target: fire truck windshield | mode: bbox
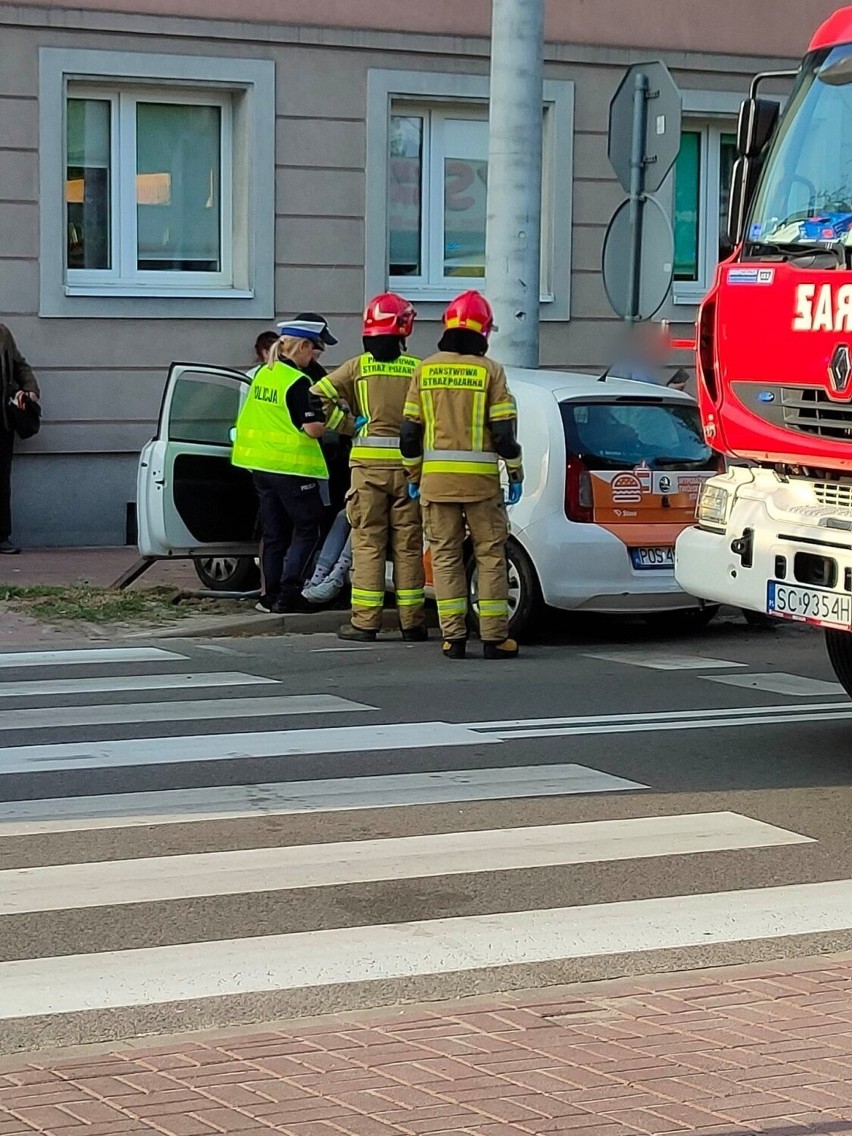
[748,45,852,251]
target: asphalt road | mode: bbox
[2,609,852,1051]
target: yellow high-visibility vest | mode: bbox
[231,360,327,479]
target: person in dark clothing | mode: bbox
[0,324,39,554]
[294,311,352,522]
[248,330,281,377]
[232,319,335,614]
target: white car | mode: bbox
[137,363,718,638]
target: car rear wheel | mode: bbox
[467,540,542,642]
[642,605,720,634]
[825,628,852,699]
[192,556,260,592]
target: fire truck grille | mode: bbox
[814,481,852,510]
[781,387,852,440]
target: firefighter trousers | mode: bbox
[422,495,510,643]
[346,465,425,632]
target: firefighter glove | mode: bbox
[506,481,523,506]
[407,482,421,501]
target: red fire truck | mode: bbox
[674,5,852,694]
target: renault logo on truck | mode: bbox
[829,343,852,398]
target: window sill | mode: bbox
[65,285,255,300]
[672,287,705,307]
[390,285,555,305]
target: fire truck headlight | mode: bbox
[696,484,731,528]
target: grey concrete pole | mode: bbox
[485,0,545,369]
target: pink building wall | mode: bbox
[14,0,843,58]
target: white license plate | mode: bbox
[766,581,852,629]
[630,546,674,570]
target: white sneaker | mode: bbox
[302,576,345,604]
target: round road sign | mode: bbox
[602,195,674,321]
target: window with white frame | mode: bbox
[366,71,573,320]
[389,106,490,289]
[66,87,232,289]
[672,121,737,302]
[40,49,274,318]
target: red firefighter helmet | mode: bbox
[443,290,495,337]
[362,292,416,338]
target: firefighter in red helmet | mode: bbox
[311,293,426,642]
[400,290,523,659]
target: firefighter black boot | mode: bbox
[401,625,429,642]
[442,639,467,660]
[482,638,520,659]
[337,624,377,642]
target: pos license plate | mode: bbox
[630,546,674,570]
[767,581,852,629]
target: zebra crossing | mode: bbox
[0,642,849,1048]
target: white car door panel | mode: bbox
[137,363,256,558]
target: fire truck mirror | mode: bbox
[727,155,761,247]
[736,97,780,159]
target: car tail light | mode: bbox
[565,455,594,523]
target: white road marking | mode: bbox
[0,695,376,732]
[4,877,852,1019]
[0,648,186,667]
[311,647,377,653]
[0,813,810,915]
[0,722,499,776]
[0,764,644,836]
[705,673,845,697]
[585,651,746,670]
[474,702,852,741]
[464,702,849,730]
[2,702,851,776]
[0,673,277,700]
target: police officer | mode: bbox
[400,291,523,660]
[231,319,330,614]
[311,293,426,642]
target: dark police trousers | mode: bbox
[252,471,325,603]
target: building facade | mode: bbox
[0,0,837,546]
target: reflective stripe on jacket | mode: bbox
[403,351,521,503]
[311,353,419,468]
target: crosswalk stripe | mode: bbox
[0,694,376,732]
[0,648,186,668]
[4,703,852,776]
[705,672,845,697]
[4,877,852,1020]
[0,764,644,836]
[584,651,746,670]
[0,722,499,775]
[0,672,277,700]
[0,814,810,915]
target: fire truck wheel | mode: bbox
[825,629,852,700]
[642,605,720,634]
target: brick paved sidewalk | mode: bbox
[0,548,197,591]
[5,957,852,1136]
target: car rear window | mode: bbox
[560,399,715,471]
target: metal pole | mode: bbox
[485,0,545,368]
[625,71,649,324]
